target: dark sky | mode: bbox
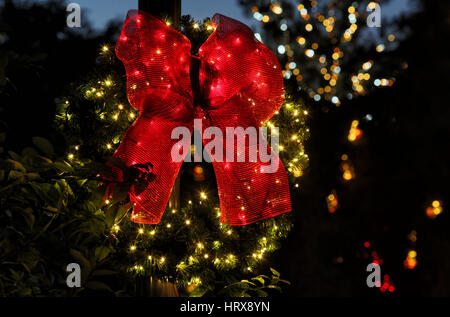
[56,0,413,31]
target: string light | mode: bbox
[426,200,443,219]
[404,250,418,269]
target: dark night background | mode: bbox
[1,0,449,296]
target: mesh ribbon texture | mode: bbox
[112,10,291,225]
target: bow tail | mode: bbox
[110,114,187,224]
[204,125,291,226]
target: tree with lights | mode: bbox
[239,0,403,105]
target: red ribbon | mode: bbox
[111,10,291,225]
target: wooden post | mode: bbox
[138,0,181,213]
[136,1,181,297]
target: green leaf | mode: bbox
[5,159,26,172]
[22,208,35,230]
[94,246,111,262]
[251,277,266,286]
[8,151,21,161]
[255,289,268,297]
[54,161,74,173]
[32,137,54,158]
[278,279,291,285]
[189,286,208,297]
[116,202,132,223]
[112,183,131,204]
[85,281,113,292]
[7,170,25,181]
[267,285,282,292]
[105,204,119,228]
[270,268,280,277]
[69,249,92,277]
[25,173,40,181]
[241,280,257,286]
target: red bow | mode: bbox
[111,10,291,225]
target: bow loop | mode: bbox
[117,10,193,122]
[198,14,284,124]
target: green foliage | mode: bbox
[221,267,290,297]
[0,135,134,296]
